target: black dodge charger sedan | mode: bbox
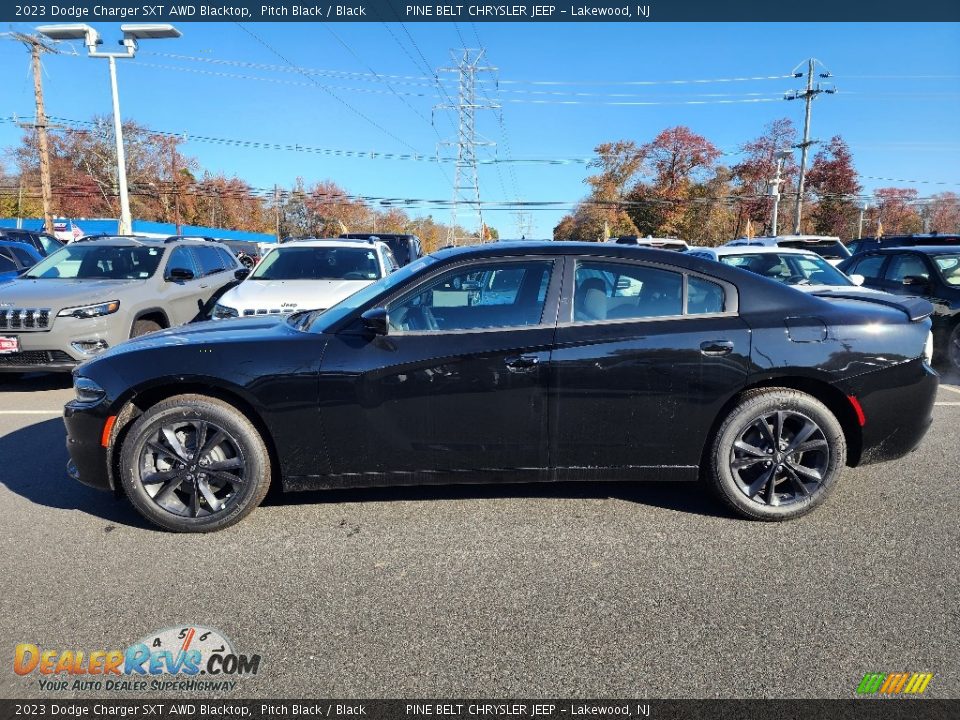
[64,242,939,532]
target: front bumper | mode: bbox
[63,402,113,491]
[847,358,939,466]
[1,315,123,372]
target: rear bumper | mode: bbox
[846,358,939,466]
[63,403,112,491]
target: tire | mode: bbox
[948,323,960,372]
[119,394,272,532]
[131,319,163,338]
[707,388,846,521]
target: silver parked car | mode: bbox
[0,236,245,374]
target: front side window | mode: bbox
[24,244,164,280]
[194,246,227,276]
[9,246,37,268]
[166,247,200,278]
[849,254,885,279]
[388,260,553,333]
[0,249,17,273]
[574,262,683,322]
[251,246,382,281]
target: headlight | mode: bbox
[923,330,934,365]
[58,300,120,319]
[212,304,239,319]
[73,377,106,404]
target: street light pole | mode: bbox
[36,23,180,236]
[858,201,870,239]
[107,56,132,234]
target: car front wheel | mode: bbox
[708,389,846,521]
[948,323,960,371]
[119,395,272,532]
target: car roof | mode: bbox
[272,238,387,250]
[858,245,960,254]
[0,239,41,252]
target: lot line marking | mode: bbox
[0,410,62,415]
[939,384,960,395]
[934,402,960,406]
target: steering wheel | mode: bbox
[784,274,808,285]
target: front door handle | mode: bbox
[505,355,540,372]
[700,340,734,357]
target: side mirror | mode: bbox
[849,274,865,286]
[167,267,194,281]
[360,307,389,335]
[234,268,250,281]
[902,275,929,289]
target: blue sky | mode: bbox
[2,21,959,237]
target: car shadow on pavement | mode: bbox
[264,478,731,520]
[0,373,72,393]
[0,417,151,529]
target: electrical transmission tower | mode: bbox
[785,58,836,234]
[436,49,499,245]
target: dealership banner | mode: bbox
[1,701,957,719]
[5,0,960,23]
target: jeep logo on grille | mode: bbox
[281,303,298,308]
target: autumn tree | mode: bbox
[626,126,721,236]
[921,192,960,234]
[873,187,923,235]
[806,135,861,237]
[731,118,798,234]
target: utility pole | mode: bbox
[785,58,836,234]
[7,33,58,233]
[857,200,869,239]
[170,139,182,235]
[436,49,499,246]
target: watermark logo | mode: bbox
[857,672,934,696]
[13,625,260,692]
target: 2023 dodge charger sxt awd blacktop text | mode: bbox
[63,242,939,532]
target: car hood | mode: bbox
[0,278,143,310]
[218,279,373,312]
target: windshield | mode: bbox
[932,253,960,286]
[296,254,439,332]
[251,246,382,281]
[24,244,164,280]
[720,252,853,287]
[778,239,850,259]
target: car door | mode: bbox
[317,257,561,483]
[161,246,206,324]
[548,256,751,479]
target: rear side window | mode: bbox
[848,255,885,280]
[194,246,226,276]
[9,246,37,267]
[687,277,726,314]
[574,261,683,322]
[885,254,930,282]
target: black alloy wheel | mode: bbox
[120,395,271,532]
[709,388,846,520]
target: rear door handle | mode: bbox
[700,340,734,357]
[505,355,540,372]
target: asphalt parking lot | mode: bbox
[1,370,958,699]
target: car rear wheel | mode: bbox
[131,319,163,338]
[708,389,846,521]
[119,395,272,532]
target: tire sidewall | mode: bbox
[711,390,846,520]
[119,398,270,532]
